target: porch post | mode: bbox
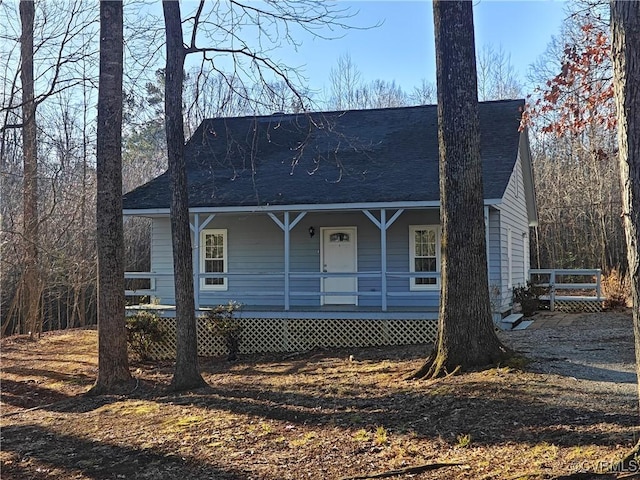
[193,213,200,310]
[267,211,306,311]
[284,211,291,311]
[363,208,403,312]
[380,209,388,311]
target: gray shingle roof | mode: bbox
[122,99,525,210]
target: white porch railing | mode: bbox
[124,270,440,310]
[529,268,602,311]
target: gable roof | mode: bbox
[123,99,527,212]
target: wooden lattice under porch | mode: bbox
[547,296,604,313]
[144,316,439,360]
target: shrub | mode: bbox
[513,282,546,317]
[602,268,631,310]
[203,301,242,361]
[125,311,167,361]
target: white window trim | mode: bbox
[200,228,228,291]
[409,225,441,291]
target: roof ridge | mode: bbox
[200,98,525,122]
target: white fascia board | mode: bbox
[518,129,539,226]
[124,201,441,216]
[124,199,503,217]
[123,208,170,217]
[191,201,442,213]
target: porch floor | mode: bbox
[126,303,440,320]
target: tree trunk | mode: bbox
[163,1,207,391]
[611,0,640,405]
[414,0,511,379]
[20,0,41,338]
[89,0,132,395]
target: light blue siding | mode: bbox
[496,151,531,311]
[150,217,174,305]
[487,208,503,309]
[149,209,441,310]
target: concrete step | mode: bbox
[499,313,524,330]
[512,320,533,330]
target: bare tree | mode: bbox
[410,79,437,106]
[610,0,640,467]
[328,53,365,110]
[611,0,639,393]
[89,0,132,394]
[327,53,411,110]
[163,1,207,391]
[413,0,511,379]
[0,0,167,336]
[476,44,522,101]
[19,0,42,338]
[366,79,407,108]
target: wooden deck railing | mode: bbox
[125,270,440,310]
[529,268,602,311]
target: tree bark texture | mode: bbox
[414,0,511,379]
[163,1,206,391]
[20,0,41,337]
[611,0,640,404]
[91,0,131,394]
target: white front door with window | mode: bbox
[321,227,357,305]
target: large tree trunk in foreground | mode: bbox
[90,0,132,394]
[611,0,640,400]
[163,1,207,391]
[413,0,511,379]
[20,0,42,338]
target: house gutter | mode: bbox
[123,198,504,217]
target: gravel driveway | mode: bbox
[503,309,637,409]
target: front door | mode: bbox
[321,227,357,305]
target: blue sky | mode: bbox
[269,1,568,96]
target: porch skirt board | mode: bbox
[551,298,603,313]
[147,317,438,360]
[539,295,604,313]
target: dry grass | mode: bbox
[602,269,632,310]
[1,312,637,480]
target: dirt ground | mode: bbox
[1,310,637,480]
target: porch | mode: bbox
[125,207,456,310]
[123,206,493,359]
[123,205,501,311]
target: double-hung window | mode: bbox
[200,229,227,290]
[409,225,441,290]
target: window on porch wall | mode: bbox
[410,225,441,290]
[200,229,227,290]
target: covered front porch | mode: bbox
[122,203,500,358]
[124,203,497,315]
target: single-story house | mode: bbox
[123,99,537,357]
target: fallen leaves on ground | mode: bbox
[1,311,637,479]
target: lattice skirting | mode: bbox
[553,299,603,313]
[147,317,439,360]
